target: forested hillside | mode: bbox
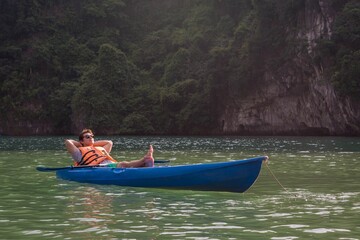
[0,0,359,135]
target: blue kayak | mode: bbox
[53,156,267,192]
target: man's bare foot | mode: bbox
[146,145,153,158]
[143,145,154,167]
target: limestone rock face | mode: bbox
[220,0,360,136]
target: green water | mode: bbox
[0,136,359,239]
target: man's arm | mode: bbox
[93,140,113,153]
[64,139,81,154]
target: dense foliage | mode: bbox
[0,0,358,135]
[330,1,360,98]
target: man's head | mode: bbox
[79,129,95,146]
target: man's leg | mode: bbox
[117,145,154,168]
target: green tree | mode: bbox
[71,44,141,133]
[331,1,360,98]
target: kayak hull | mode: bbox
[56,156,266,192]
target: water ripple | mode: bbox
[1,136,360,239]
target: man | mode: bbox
[65,129,154,168]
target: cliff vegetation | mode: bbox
[0,0,359,135]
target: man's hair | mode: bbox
[79,128,94,141]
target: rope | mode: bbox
[264,161,290,194]
[264,161,307,201]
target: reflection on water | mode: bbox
[63,187,118,239]
[0,136,359,239]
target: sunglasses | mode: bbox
[83,134,94,139]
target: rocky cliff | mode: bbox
[220,0,360,136]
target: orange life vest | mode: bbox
[75,146,117,166]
